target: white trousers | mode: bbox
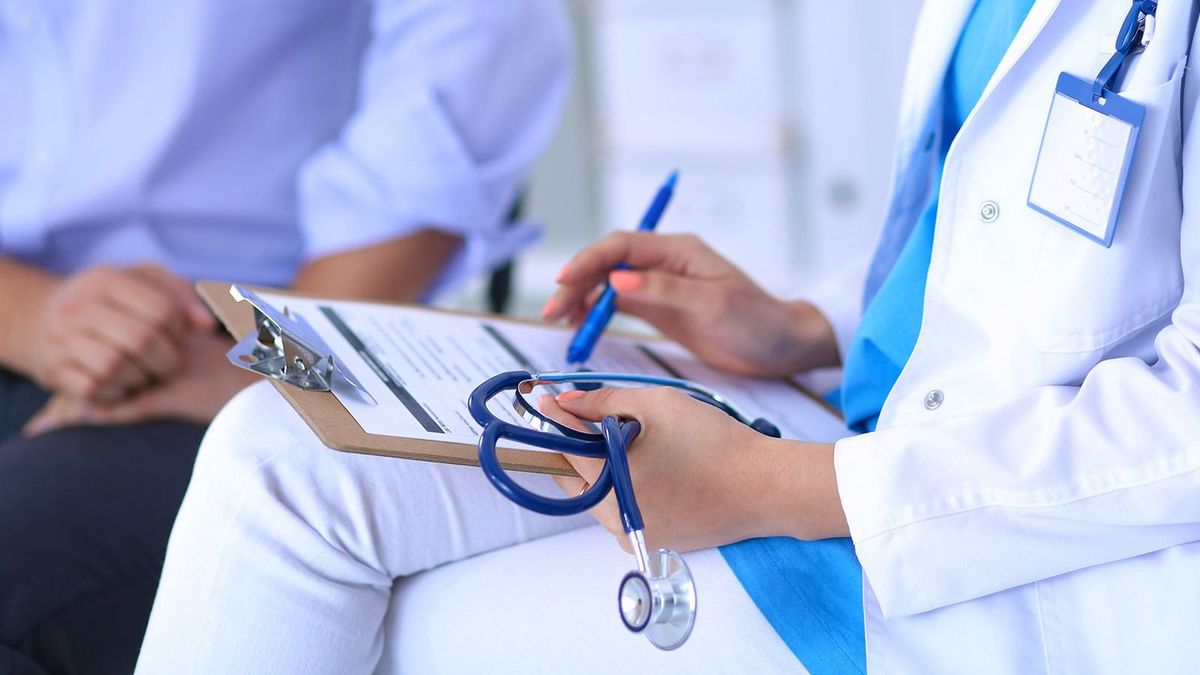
[135,382,802,674]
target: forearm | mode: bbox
[0,256,59,376]
[291,229,462,302]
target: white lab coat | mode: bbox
[816,1,1200,672]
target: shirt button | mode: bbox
[924,390,944,410]
[979,200,1000,223]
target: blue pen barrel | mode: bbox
[563,171,677,366]
[636,170,676,231]
[566,286,619,364]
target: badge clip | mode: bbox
[1093,0,1157,102]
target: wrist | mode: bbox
[776,300,840,374]
[0,259,61,377]
[746,437,849,541]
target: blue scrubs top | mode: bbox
[720,2,1034,671]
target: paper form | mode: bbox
[258,293,849,450]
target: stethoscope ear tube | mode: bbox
[601,416,644,533]
[477,422,613,516]
[751,417,782,438]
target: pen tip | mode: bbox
[665,170,678,190]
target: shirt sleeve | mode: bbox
[835,43,1200,620]
[296,0,571,298]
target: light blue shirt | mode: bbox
[0,0,569,294]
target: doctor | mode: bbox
[138,0,1200,673]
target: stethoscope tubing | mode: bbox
[469,369,703,650]
[527,371,756,428]
[472,370,643,525]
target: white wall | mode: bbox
[452,0,924,318]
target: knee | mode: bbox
[193,381,311,480]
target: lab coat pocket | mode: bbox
[1025,59,1186,354]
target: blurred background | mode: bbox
[451,0,925,318]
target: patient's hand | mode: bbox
[23,331,256,435]
[30,264,215,403]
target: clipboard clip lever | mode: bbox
[226,284,375,404]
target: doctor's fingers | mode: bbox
[537,393,593,433]
[543,232,727,321]
[608,269,723,318]
[554,386,683,429]
[537,394,608,482]
[548,465,627,544]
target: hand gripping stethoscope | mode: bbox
[468,370,780,650]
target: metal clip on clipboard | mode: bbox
[226,284,376,404]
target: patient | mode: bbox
[0,1,569,673]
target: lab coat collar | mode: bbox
[894,0,1063,160]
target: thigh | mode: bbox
[0,369,49,442]
[138,382,593,674]
[384,526,804,674]
[0,420,205,675]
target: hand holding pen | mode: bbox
[562,171,678,365]
[542,174,841,377]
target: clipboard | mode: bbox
[198,281,840,478]
[197,280,578,476]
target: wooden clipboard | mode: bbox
[197,280,577,476]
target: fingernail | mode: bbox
[555,264,571,283]
[556,390,585,402]
[609,270,643,293]
[541,298,557,319]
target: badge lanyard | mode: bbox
[1028,1,1157,247]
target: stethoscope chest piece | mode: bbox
[470,370,770,651]
[619,548,697,650]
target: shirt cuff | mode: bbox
[834,432,923,618]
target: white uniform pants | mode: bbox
[135,382,802,674]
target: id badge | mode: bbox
[1028,73,1145,247]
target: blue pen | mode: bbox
[566,170,678,365]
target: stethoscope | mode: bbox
[468,370,780,650]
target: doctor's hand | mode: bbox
[542,232,839,377]
[29,264,215,403]
[541,387,849,553]
[23,331,256,436]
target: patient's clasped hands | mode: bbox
[22,264,254,435]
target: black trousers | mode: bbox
[0,370,205,675]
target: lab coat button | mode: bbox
[979,200,1000,223]
[924,390,944,410]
